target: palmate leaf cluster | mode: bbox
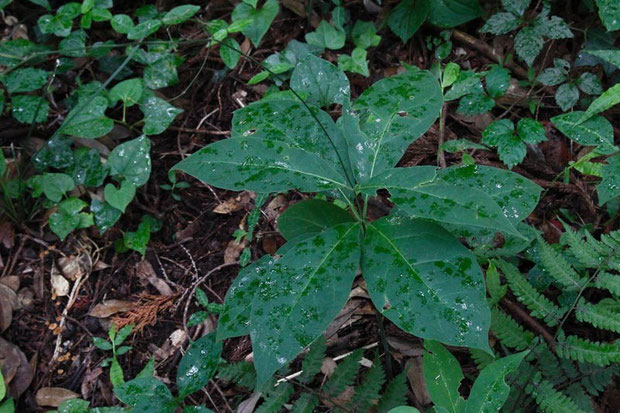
[174,54,542,387]
[488,225,620,412]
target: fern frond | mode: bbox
[323,349,362,397]
[351,355,386,412]
[494,259,565,326]
[579,363,619,396]
[598,231,620,272]
[300,335,326,384]
[575,298,620,333]
[470,348,495,370]
[538,238,586,290]
[290,393,319,413]
[217,362,257,390]
[564,383,596,413]
[595,271,620,296]
[561,224,604,269]
[556,334,620,367]
[255,382,294,413]
[491,307,535,350]
[525,373,586,413]
[375,372,407,413]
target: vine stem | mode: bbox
[437,101,447,168]
[376,313,393,380]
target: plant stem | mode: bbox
[376,313,393,380]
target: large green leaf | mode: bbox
[583,83,620,121]
[1,67,49,93]
[277,198,354,241]
[114,377,177,413]
[551,111,616,154]
[351,68,442,182]
[596,0,620,31]
[231,98,350,173]
[598,154,620,205]
[174,137,350,194]
[363,216,490,351]
[423,340,465,412]
[140,96,183,135]
[231,0,278,47]
[107,136,151,186]
[464,351,528,413]
[11,95,48,124]
[388,0,430,43]
[250,222,361,385]
[361,166,522,237]
[290,55,350,107]
[59,96,114,138]
[586,49,620,70]
[177,332,222,398]
[427,0,482,28]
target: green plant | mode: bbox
[173,56,542,386]
[486,225,620,412]
[537,58,603,111]
[481,117,547,169]
[0,369,14,413]
[480,0,573,66]
[187,288,224,327]
[93,324,134,387]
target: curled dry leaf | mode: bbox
[80,367,103,400]
[0,337,33,398]
[57,255,84,281]
[0,284,18,332]
[224,239,246,264]
[135,260,174,296]
[405,358,431,405]
[35,387,80,407]
[321,357,337,377]
[50,264,70,297]
[0,275,20,292]
[213,190,254,214]
[0,221,15,249]
[89,299,136,318]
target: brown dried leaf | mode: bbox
[57,256,83,281]
[50,265,70,297]
[0,275,19,292]
[213,190,254,214]
[35,387,80,407]
[264,194,288,222]
[224,239,246,264]
[135,260,173,296]
[0,284,18,332]
[321,357,337,377]
[0,221,15,249]
[89,300,136,318]
[405,358,431,406]
[80,367,102,400]
[0,337,33,398]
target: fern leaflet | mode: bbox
[525,373,586,413]
[255,382,294,413]
[491,307,535,350]
[556,334,620,367]
[300,335,326,384]
[375,372,407,413]
[595,271,620,295]
[350,355,386,412]
[217,362,257,390]
[578,363,619,396]
[323,349,362,397]
[575,298,620,333]
[538,238,586,290]
[290,393,319,413]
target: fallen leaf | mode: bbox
[213,190,254,214]
[224,239,246,264]
[264,194,288,222]
[0,221,14,249]
[405,358,431,406]
[81,367,103,400]
[89,300,136,318]
[135,260,173,296]
[57,256,83,281]
[321,357,337,377]
[237,392,262,413]
[0,337,33,398]
[0,276,20,292]
[50,265,70,297]
[0,284,18,332]
[35,387,80,407]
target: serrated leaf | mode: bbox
[161,5,200,25]
[290,55,350,107]
[277,198,354,241]
[551,111,616,153]
[457,93,494,115]
[59,29,86,57]
[109,78,143,107]
[514,27,543,66]
[485,65,510,98]
[1,67,48,93]
[140,96,183,135]
[59,96,114,138]
[250,222,361,386]
[464,351,529,413]
[177,332,222,398]
[501,0,530,16]
[108,136,151,186]
[427,0,482,28]
[577,72,603,95]
[144,54,181,89]
[516,118,546,144]
[480,12,521,35]
[364,217,491,351]
[537,68,567,86]
[114,377,177,412]
[423,340,466,412]
[388,0,429,43]
[351,68,442,182]
[231,0,278,47]
[555,83,579,111]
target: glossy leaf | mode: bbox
[480,12,521,35]
[351,68,442,182]
[175,137,349,194]
[59,96,114,138]
[127,19,162,40]
[577,72,603,95]
[161,5,200,25]
[11,95,49,124]
[1,67,48,93]
[587,49,620,70]
[514,27,543,66]
[277,198,354,241]
[555,83,579,111]
[220,37,241,69]
[551,111,616,154]
[352,20,381,49]
[290,55,350,107]
[598,154,620,205]
[363,216,490,351]
[485,65,510,98]
[108,136,151,187]
[140,96,183,135]
[305,20,346,50]
[583,83,620,121]
[111,14,133,34]
[388,0,429,43]
[361,166,522,237]
[67,148,108,187]
[49,198,88,240]
[29,173,74,202]
[177,332,222,398]
[427,0,482,28]
[457,93,494,115]
[231,0,278,47]
[114,377,177,413]
[464,351,529,413]
[91,200,121,233]
[250,222,361,386]
[423,340,465,412]
[596,0,620,31]
[337,47,369,77]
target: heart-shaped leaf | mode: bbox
[177,332,222,398]
[108,136,151,186]
[59,96,114,139]
[140,96,183,135]
[231,0,278,47]
[104,180,136,213]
